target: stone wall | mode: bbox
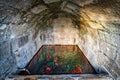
[0,0,38,79]
[0,16,80,79]
[39,17,79,45]
[0,21,38,79]
[0,0,120,80]
[78,5,120,79]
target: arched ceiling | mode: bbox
[0,1,120,79]
[0,0,120,29]
[0,0,94,27]
[29,0,83,27]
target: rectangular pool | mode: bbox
[25,45,96,75]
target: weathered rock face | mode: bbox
[39,17,79,45]
[0,0,120,80]
[78,3,120,79]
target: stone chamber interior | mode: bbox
[0,0,120,80]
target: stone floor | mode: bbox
[5,74,112,80]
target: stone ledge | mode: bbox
[6,74,112,80]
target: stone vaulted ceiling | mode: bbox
[0,0,120,79]
[0,0,120,30]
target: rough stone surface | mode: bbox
[39,18,79,45]
[0,24,7,30]
[78,3,120,79]
[0,0,120,80]
[5,74,111,80]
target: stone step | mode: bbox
[5,74,112,80]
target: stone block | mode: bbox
[18,35,28,47]
[98,30,111,44]
[31,5,47,14]
[116,53,120,69]
[0,32,5,41]
[98,23,120,47]
[109,33,120,47]
[99,40,117,60]
[103,62,120,79]
[0,41,11,61]
[0,63,4,75]
[11,38,19,53]
[16,42,37,68]
[0,56,15,79]
[105,22,120,34]
[0,24,7,30]
[96,52,110,66]
[43,0,60,4]
[66,3,80,12]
